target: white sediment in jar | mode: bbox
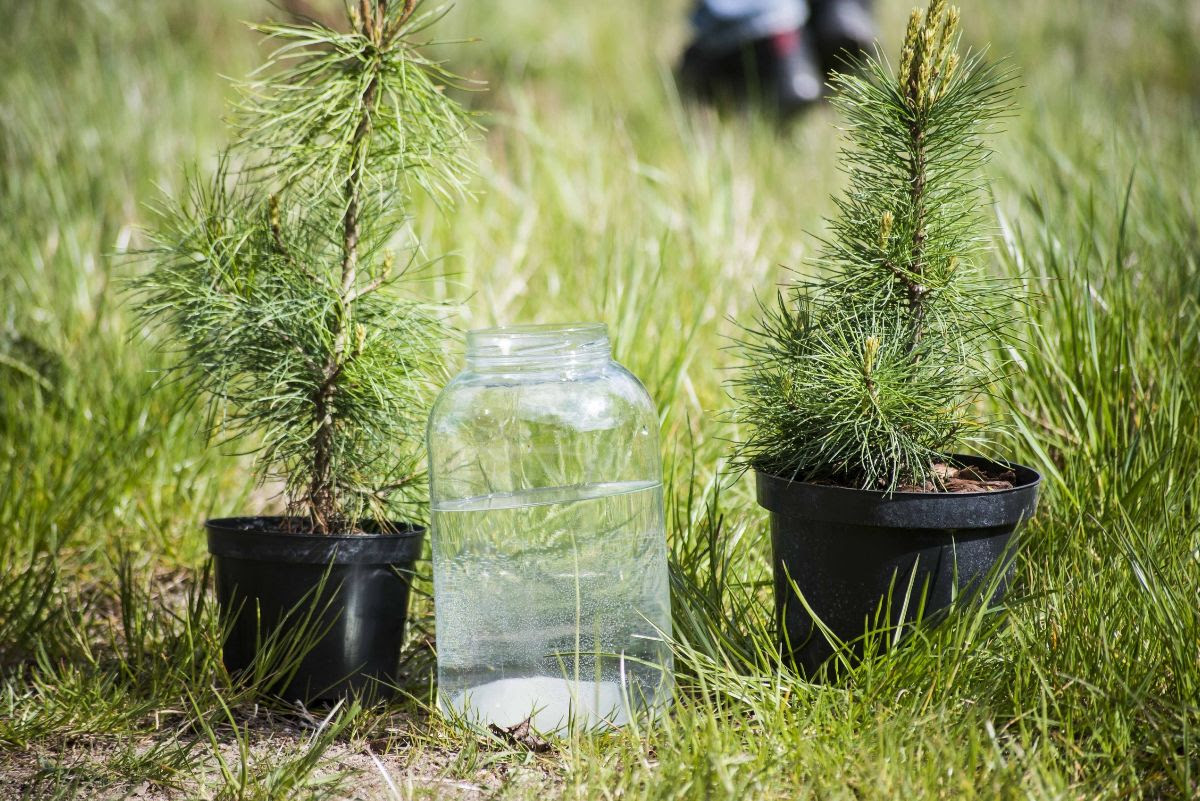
[445,676,630,734]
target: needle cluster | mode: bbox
[733,0,1016,490]
[133,1,476,531]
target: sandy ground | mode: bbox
[2,718,559,800]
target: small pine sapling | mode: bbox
[734,0,1016,491]
[133,0,476,532]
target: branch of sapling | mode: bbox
[307,14,386,532]
[305,0,447,532]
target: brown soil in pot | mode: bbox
[804,460,1019,493]
[896,461,1017,493]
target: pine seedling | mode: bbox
[733,0,1016,490]
[133,1,477,532]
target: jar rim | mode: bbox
[465,322,610,370]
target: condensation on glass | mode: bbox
[426,323,673,734]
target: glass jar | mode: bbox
[426,323,673,734]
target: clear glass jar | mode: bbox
[426,323,673,734]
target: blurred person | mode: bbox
[678,0,875,115]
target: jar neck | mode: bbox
[465,323,611,373]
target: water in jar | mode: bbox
[431,479,673,734]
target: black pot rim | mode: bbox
[756,454,1041,530]
[206,516,425,564]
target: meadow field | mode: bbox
[2,0,1198,797]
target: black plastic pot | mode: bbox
[206,517,424,702]
[757,455,1041,676]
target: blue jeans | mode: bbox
[691,0,808,52]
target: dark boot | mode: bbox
[678,27,823,117]
[809,0,876,74]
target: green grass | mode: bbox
[2,0,1198,798]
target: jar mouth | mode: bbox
[466,323,610,370]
